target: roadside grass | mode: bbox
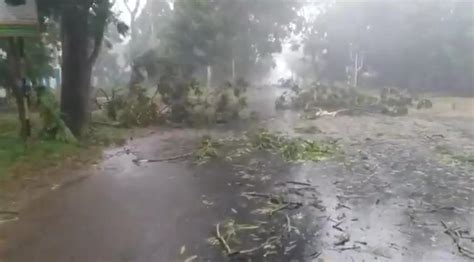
[412,96,474,118]
[0,111,139,180]
[435,144,474,166]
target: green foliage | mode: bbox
[0,112,137,178]
[276,83,377,112]
[134,0,302,82]
[158,78,247,126]
[0,113,81,178]
[36,86,76,143]
[0,135,79,178]
[98,80,248,128]
[252,129,283,150]
[104,88,125,120]
[193,136,221,165]
[0,38,54,88]
[251,129,332,162]
[416,99,433,110]
[193,129,334,165]
[118,86,160,127]
[276,83,432,117]
[435,145,474,166]
[185,87,217,126]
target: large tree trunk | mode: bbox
[60,4,92,137]
[8,38,30,140]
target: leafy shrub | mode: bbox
[416,99,433,109]
[36,86,76,143]
[275,83,430,117]
[158,78,247,126]
[118,85,160,127]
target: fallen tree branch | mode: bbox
[270,203,290,215]
[286,214,292,233]
[285,181,312,186]
[216,223,232,255]
[334,234,350,246]
[0,217,18,224]
[132,153,192,165]
[0,211,18,215]
[229,236,281,257]
[97,88,110,102]
[308,251,322,258]
[441,220,474,259]
[314,108,349,118]
[332,245,361,252]
[91,121,122,127]
[158,105,169,114]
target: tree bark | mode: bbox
[60,4,92,137]
[8,38,30,140]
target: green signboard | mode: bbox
[0,0,39,37]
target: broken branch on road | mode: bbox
[441,220,474,259]
[334,233,351,246]
[216,223,232,255]
[132,153,192,165]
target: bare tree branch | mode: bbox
[122,0,132,15]
[132,0,141,17]
[87,1,110,66]
[122,0,141,18]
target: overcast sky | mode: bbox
[113,0,146,26]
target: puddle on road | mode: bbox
[288,142,473,262]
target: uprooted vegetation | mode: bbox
[96,78,248,128]
[205,160,328,260]
[192,129,335,165]
[275,83,433,117]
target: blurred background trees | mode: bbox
[297,0,473,94]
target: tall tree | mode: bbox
[38,0,123,136]
[136,0,303,84]
[301,0,473,93]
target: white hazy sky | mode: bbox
[113,0,147,25]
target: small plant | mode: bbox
[36,86,76,143]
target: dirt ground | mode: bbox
[0,87,473,262]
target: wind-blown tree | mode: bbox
[37,0,125,136]
[133,0,303,85]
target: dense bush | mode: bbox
[98,78,248,127]
[275,83,432,117]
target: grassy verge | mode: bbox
[0,112,140,181]
[435,144,474,167]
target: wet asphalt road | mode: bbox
[0,88,473,262]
